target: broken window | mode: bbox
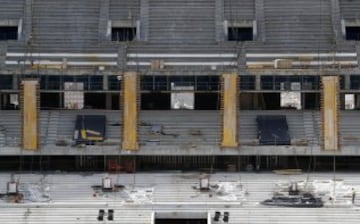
[0,26,17,40]
[228,27,253,41]
[346,26,360,41]
[111,27,136,42]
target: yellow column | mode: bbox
[122,72,139,150]
[321,76,339,151]
[221,73,239,148]
[21,79,39,151]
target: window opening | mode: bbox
[228,27,253,41]
[346,26,360,41]
[111,27,136,41]
[0,26,17,40]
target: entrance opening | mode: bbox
[154,212,209,224]
[194,93,219,110]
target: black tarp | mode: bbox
[74,115,106,145]
[256,115,291,145]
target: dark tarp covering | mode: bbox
[256,115,291,145]
[74,115,106,145]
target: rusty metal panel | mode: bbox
[322,76,339,151]
[122,72,139,150]
[221,73,239,148]
[22,80,39,151]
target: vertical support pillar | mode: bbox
[21,79,39,151]
[321,76,340,151]
[122,72,139,150]
[221,73,239,148]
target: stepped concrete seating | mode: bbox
[0,172,359,223]
[139,110,221,146]
[2,110,360,149]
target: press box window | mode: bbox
[0,26,18,40]
[111,27,136,42]
[346,27,360,41]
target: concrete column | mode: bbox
[255,75,261,90]
[321,76,339,151]
[344,75,351,90]
[122,72,139,150]
[221,73,239,148]
[13,75,18,90]
[21,79,39,151]
[106,93,112,110]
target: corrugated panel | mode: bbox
[32,0,100,50]
[264,0,333,48]
[340,0,360,19]
[224,0,255,21]
[0,0,24,20]
[109,0,140,21]
[148,0,216,43]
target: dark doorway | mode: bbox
[84,93,106,109]
[155,219,207,224]
[194,93,219,110]
[228,27,253,41]
[141,93,171,110]
[262,93,280,110]
[0,26,18,40]
[40,93,61,109]
[303,93,320,110]
[346,26,360,41]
